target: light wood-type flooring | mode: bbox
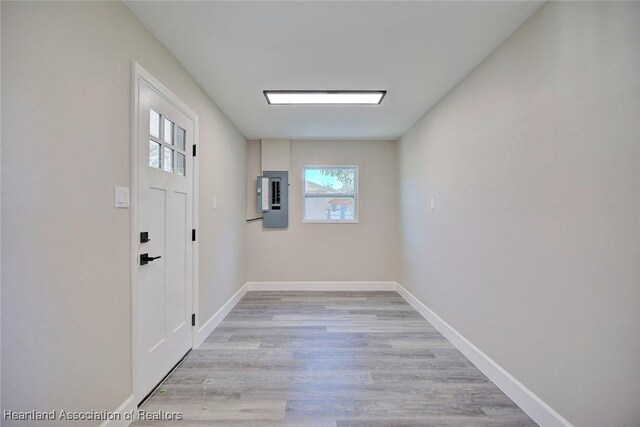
[135,291,536,426]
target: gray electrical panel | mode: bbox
[257,171,288,228]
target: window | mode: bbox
[148,109,187,176]
[303,166,358,223]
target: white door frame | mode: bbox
[130,63,200,401]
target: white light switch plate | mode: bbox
[115,186,130,208]
[212,196,217,209]
[430,198,435,209]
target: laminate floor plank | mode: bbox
[134,291,536,426]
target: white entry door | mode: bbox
[136,78,194,399]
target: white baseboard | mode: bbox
[246,281,397,292]
[99,394,136,427]
[395,283,572,427]
[194,283,248,348]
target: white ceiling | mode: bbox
[126,1,542,140]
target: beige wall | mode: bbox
[0,2,3,409]
[1,1,246,423]
[247,139,396,282]
[397,2,640,426]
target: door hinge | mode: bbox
[192,144,196,157]
[192,229,196,242]
[191,313,196,326]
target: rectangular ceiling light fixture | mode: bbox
[264,90,386,105]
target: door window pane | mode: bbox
[164,118,174,144]
[176,153,186,176]
[149,141,161,169]
[176,126,186,151]
[149,109,161,138]
[163,147,174,172]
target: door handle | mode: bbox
[140,253,162,265]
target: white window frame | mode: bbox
[302,165,359,224]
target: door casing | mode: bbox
[130,63,200,401]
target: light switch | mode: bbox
[212,196,217,209]
[430,198,435,209]
[115,186,130,208]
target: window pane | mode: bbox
[163,147,174,172]
[176,153,186,176]
[149,141,161,169]
[304,167,355,195]
[176,126,186,151]
[164,118,174,144]
[149,109,161,138]
[305,196,355,221]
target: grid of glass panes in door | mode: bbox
[148,109,187,176]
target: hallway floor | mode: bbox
[135,291,536,426]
